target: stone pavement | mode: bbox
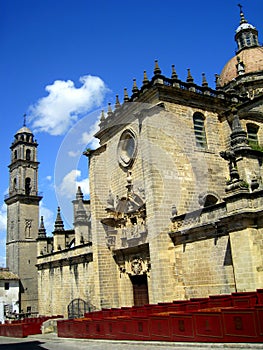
[0,334,263,350]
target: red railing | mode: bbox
[57,290,263,343]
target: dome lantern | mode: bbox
[235,5,259,53]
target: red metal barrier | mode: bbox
[170,312,195,342]
[193,309,224,342]
[56,291,263,342]
[222,307,261,342]
[150,313,172,341]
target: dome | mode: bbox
[16,126,33,135]
[236,22,255,34]
[219,47,263,86]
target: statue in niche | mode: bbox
[171,204,178,217]
[106,190,115,210]
[236,56,245,75]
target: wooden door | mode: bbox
[131,275,149,306]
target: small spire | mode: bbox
[75,199,88,222]
[202,73,208,87]
[230,107,250,151]
[107,103,113,117]
[115,95,121,109]
[123,88,129,102]
[23,113,26,127]
[215,74,221,89]
[54,207,64,231]
[154,60,161,75]
[132,79,139,94]
[38,216,46,238]
[186,68,194,83]
[171,65,178,80]
[142,70,149,85]
[76,186,83,200]
[100,110,105,123]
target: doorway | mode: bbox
[130,274,149,306]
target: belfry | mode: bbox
[5,118,41,313]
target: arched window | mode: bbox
[13,178,17,191]
[14,150,17,160]
[203,195,218,207]
[247,123,259,147]
[193,112,207,148]
[26,149,31,161]
[25,177,31,195]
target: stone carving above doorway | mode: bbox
[101,171,147,250]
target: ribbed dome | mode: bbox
[220,47,263,86]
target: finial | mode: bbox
[215,74,221,89]
[202,73,208,87]
[75,199,88,222]
[54,207,64,231]
[38,216,46,237]
[107,103,113,117]
[171,65,178,80]
[124,88,129,102]
[132,79,139,94]
[142,70,149,85]
[154,60,161,75]
[76,186,83,200]
[186,68,194,83]
[100,110,105,123]
[115,95,121,109]
[238,4,247,24]
[23,113,26,127]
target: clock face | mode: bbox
[118,129,137,168]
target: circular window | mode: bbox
[118,129,137,168]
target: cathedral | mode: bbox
[5,7,263,318]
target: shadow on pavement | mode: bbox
[0,341,46,349]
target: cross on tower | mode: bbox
[238,4,243,13]
[23,113,26,127]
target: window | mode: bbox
[26,149,31,161]
[193,112,207,148]
[14,150,17,159]
[25,177,31,195]
[13,178,17,191]
[247,123,259,147]
[27,306,31,314]
[4,283,9,290]
[246,34,251,46]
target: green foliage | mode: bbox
[249,141,263,152]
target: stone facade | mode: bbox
[6,8,263,318]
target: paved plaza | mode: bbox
[0,334,263,350]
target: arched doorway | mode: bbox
[68,298,89,319]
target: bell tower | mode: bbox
[5,118,42,314]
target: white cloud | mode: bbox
[58,169,89,199]
[46,175,52,181]
[81,118,100,150]
[0,204,7,232]
[68,150,82,158]
[29,75,109,136]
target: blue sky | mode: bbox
[0,0,262,267]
